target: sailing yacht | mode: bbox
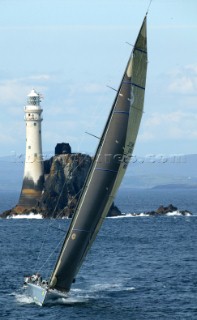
[24,15,148,306]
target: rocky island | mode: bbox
[127,204,192,217]
[1,143,121,218]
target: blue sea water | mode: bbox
[0,188,197,319]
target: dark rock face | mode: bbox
[155,204,177,214]
[39,153,121,218]
[40,153,92,218]
[55,143,71,155]
[108,203,121,217]
[145,204,191,216]
[1,151,121,218]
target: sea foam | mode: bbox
[109,211,192,218]
[9,213,43,219]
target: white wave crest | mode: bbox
[109,211,192,218]
[166,210,191,216]
[109,213,149,218]
[45,295,89,305]
[9,213,43,219]
[14,293,34,304]
[125,287,136,291]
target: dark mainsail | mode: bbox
[49,16,148,292]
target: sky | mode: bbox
[0,0,197,158]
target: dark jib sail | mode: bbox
[49,16,148,292]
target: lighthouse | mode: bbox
[18,89,44,209]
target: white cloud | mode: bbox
[139,111,197,142]
[28,74,51,81]
[0,75,51,106]
[145,111,183,127]
[168,76,195,94]
[0,82,27,104]
[168,64,197,94]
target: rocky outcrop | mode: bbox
[40,153,92,218]
[1,146,121,218]
[146,204,191,216]
[128,204,192,217]
[41,152,121,218]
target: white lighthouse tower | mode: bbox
[18,89,44,209]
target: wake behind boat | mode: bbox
[24,15,148,306]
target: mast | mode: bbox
[49,16,148,292]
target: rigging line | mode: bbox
[106,85,118,92]
[33,229,52,272]
[33,220,56,272]
[85,132,100,140]
[36,233,66,274]
[53,187,83,220]
[34,157,90,271]
[107,85,124,97]
[125,42,134,47]
[49,154,90,218]
[146,0,153,15]
[56,174,87,220]
[34,172,74,270]
[47,168,87,222]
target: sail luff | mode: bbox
[49,16,147,292]
[74,16,148,269]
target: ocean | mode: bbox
[0,187,197,319]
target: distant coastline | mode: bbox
[152,184,197,189]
